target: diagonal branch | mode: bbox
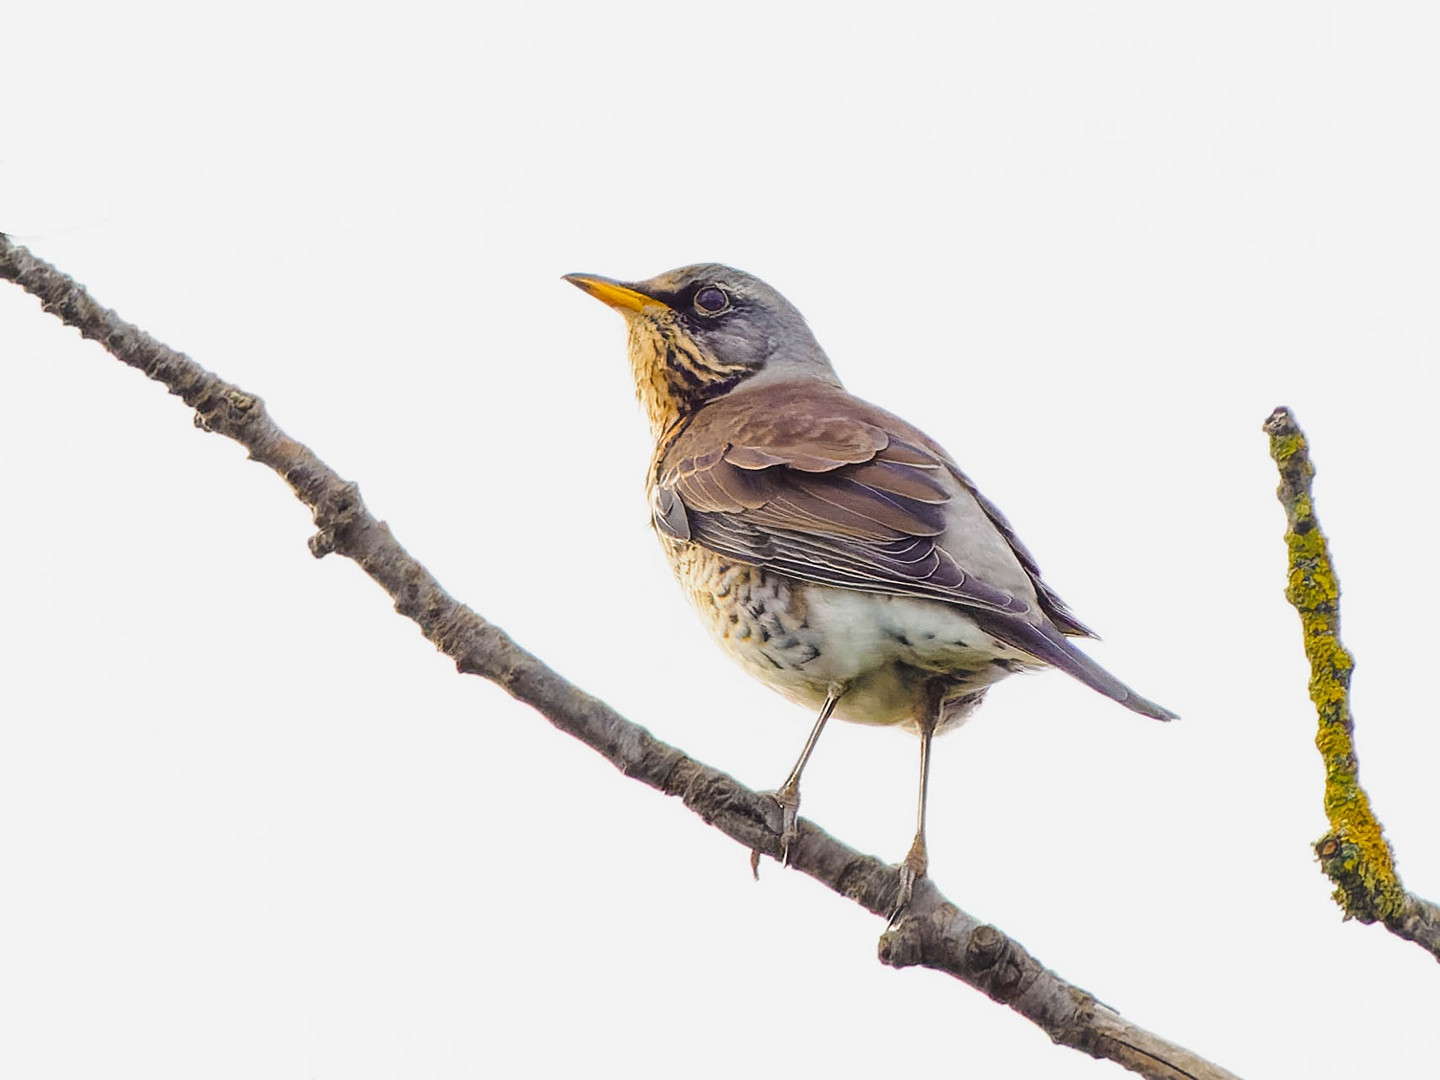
[1,233,1238,1079]
[1264,406,1440,961]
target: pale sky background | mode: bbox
[3,3,1439,1078]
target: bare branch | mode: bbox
[1,233,1240,1078]
[1264,406,1440,961]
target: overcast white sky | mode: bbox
[3,2,1439,1077]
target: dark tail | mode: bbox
[976,614,1177,721]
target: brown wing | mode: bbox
[657,380,1042,620]
[656,380,1175,719]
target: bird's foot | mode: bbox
[751,780,802,875]
[887,835,928,928]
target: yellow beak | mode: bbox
[563,273,666,313]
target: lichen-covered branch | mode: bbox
[1,233,1238,1078]
[1264,406,1440,961]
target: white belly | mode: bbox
[792,587,1039,728]
[671,545,1040,733]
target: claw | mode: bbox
[772,781,801,866]
[888,866,919,928]
[888,835,928,927]
[778,791,799,866]
[750,783,802,874]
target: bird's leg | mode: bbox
[890,680,945,925]
[755,685,842,872]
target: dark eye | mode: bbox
[693,285,729,315]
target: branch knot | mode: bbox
[309,481,364,558]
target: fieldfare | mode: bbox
[566,264,1174,916]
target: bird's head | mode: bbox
[565,263,839,439]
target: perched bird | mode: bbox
[566,264,1174,916]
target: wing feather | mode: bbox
[652,379,1168,714]
[657,380,1056,620]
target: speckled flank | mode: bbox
[661,533,1032,733]
[673,541,819,669]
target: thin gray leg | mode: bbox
[890,681,945,924]
[769,686,842,868]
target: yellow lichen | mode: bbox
[1269,432,1307,467]
[1268,417,1406,925]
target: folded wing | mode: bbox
[658,381,1044,621]
[655,380,1176,722]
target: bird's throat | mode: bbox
[625,318,750,443]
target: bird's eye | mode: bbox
[693,285,730,315]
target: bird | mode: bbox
[565,263,1175,918]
